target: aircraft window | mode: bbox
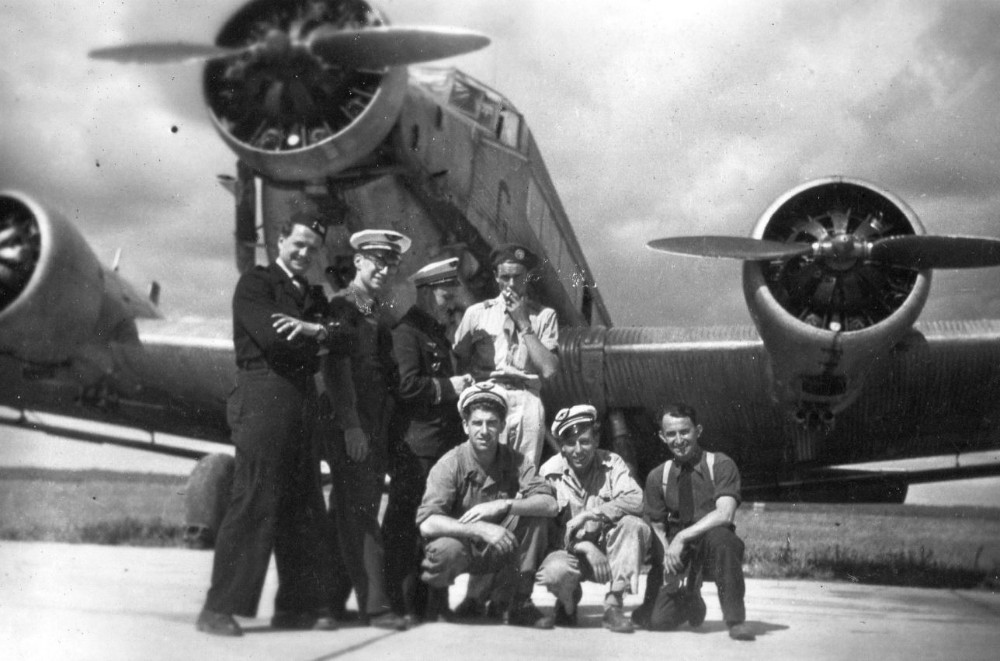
[435,106,444,130]
[449,79,482,118]
[497,109,521,149]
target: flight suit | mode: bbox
[382,305,465,617]
[320,282,399,618]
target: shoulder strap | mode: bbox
[662,453,716,498]
[660,459,673,500]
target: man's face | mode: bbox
[659,415,703,463]
[559,424,599,475]
[277,224,323,276]
[495,261,528,297]
[431,282,459,311]
[463,407,504,455]
[354,250,399,294]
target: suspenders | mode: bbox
[661,451,716,497]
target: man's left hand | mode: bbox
[459,500,508,524]
[664,536,687,574]
[272,313,321,340]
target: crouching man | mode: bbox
[634,403,755,641]
[416,382,558,629]
[537,405,651,633]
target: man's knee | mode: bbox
[536,550,579,589]
[420,537,468,588]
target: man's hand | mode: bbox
[472,521,517,556]
[664,535,687,574]
[576,541,611,584]
[563,510,601,548]
[449,374,474,394]
[459,499,508,524]
[344,426,370,462]
[272,313,322,341]
[501,288,531,330]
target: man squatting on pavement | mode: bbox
[382,257,474,622]
[320,229,411,631]
[537,404,652,633]
[416,381,559,629]
[197,214,347,636]
[633,402,756,641]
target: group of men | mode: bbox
[194,214,755,642]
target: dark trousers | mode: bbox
[323,425,392,616]
[421,515,548,604]
[382,448,437,616]
[204,369,326,617]
[644,525,747,629]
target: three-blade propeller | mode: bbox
[647,233,1000,270]
[88,25,490,69]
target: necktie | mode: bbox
[678,463,694,525]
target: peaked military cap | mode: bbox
[490,242,538,270]
[551,404,598,439]
[457,381,509,416]
[350,229,412,255]
[411,257,460,287]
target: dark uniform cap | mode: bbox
[457,381,509,416]
[490,242,538,270]
[289,210,328,240]
[551,404,598,439]
[350,229,412,255]
[411,257,460,287]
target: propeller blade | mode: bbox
[88,42,244,64]
[869,235,1000,269]
[309,26,490,69]
[646,236,814,261]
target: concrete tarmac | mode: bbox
[2,541,998,661]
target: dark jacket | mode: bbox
[232,263,331,380]
[391,306,464,459]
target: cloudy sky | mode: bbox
[4,0,1000,327]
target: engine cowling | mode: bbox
[0,192,106,363]
[742,177,932,428]
[203,0,408,182]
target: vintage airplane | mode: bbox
[3,0,1000,546]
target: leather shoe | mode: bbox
[368,611,409,631]
[728,622,756,641]
[629,603,651,630]
[687,591,707,628]
[602,606,635,634]
[553,601,577,627]
[196,609,243,637]
[271,611,317,630]
[506,599,554,629]
[451,597,485,621]
[313,608,339,631]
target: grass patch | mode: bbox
[1,469,998,588]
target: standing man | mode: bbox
[417,382,558,629]
[321,229,410,631]
[635,403,755,641]
[537,405,651,633]
[197,216,342,636]
[382,257,474,622]
[453,243,559,468]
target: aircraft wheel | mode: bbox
[183,453,235,549]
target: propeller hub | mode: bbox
[815,234,863,272]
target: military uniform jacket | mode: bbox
[325,283,399,428]
[232,263,330,380]
[391,306,464,459]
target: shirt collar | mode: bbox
[346,281,380,315]
[275,258,299,284]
